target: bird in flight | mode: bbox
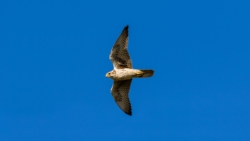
[106,25,154,116]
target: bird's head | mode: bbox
[105,70,115,78]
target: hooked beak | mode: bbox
[105,73,109,77]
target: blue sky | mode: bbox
[0,0,249,140]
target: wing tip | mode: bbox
[124,25,129,29]
[123,25,129,33]
[125,105,132,116]
[125,111,132,116]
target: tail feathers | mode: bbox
[136,70,154,78]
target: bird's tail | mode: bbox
[135,70,154,78]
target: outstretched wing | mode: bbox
[111,79,132,115]
[109,25,132,69]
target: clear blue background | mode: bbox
[0,0,249,140]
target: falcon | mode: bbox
[106,25,154,116]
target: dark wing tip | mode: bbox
[125,110,132,116]
[124,25,129,30]
[123,25,129,35]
